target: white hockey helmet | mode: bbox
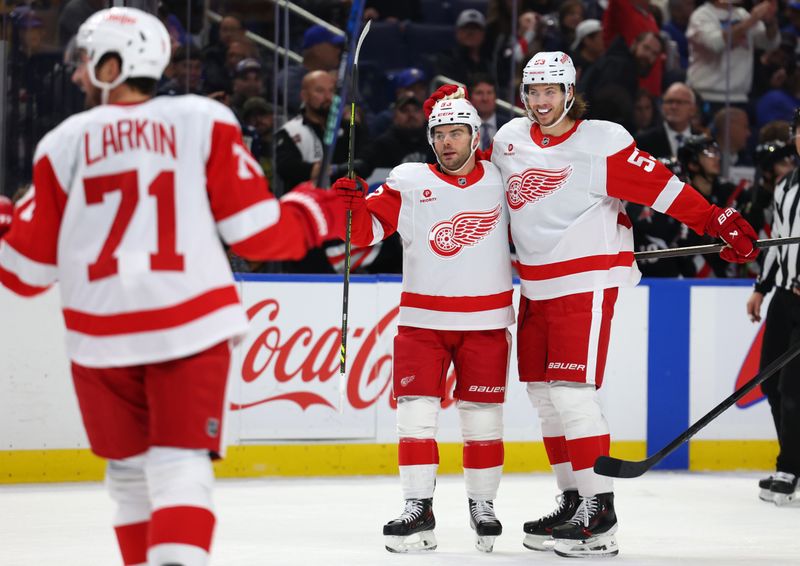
[426,97,483,172]
[77,7,170,101]
[520,51,576,127]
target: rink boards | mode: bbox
[0,276,777,482]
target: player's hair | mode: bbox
[97,52,158,96]
[567,91,588,120]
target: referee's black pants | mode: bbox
[760,288,800,476]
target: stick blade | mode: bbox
[593,455,649,479]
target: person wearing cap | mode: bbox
[569,19,605,81]
[275,24,345,115]
[231,57,266,117]
[241,97,275,177]
[434,9,493,86]
[369,67,430,136]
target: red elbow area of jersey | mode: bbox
[229,207,310,261]
[0,264,51,297]
[664,185,715,235]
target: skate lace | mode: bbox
[397,499,425,523]
[471,500,496,522]
[566,495,598,528]
[542,492,567,520]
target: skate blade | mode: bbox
[773,492,799,507]
[475,534,498,553]
[523,533,555,551]
[553,529,619,558]
[759,488,775,502]
[384,531,437,553]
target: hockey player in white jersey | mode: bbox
[333,90,513,553]
[0,8,341,566]
[489,52,760,558]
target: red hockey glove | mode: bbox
[280,184,345,248]
[0,195,13,239]
[423,84,467,118]
[705,205,759,263]
[332,176,368,211]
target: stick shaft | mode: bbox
[634,236,800,261]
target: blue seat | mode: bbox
[450,0,489,17]
[420,0,456,24]
[358,21,408,70]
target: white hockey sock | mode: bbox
[106,453,150,566]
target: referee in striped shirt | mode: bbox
[746,108,800,505]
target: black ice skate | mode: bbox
[769,472,798,507]
[468,499,502,553]
[759,474,777,502]
[522,489,580,551]
[551,492,619,558]
[383,498,436,553]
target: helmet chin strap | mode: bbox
[540,95,575,131]
[88,63,127,105]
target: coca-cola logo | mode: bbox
[229,298,459,412]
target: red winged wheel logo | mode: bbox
[428,205,502,258]
[506,166,572,210]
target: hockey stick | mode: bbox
[594,341,800,478]
[316,0,366,187]
[634,236,800,261]
[338,20,371,413]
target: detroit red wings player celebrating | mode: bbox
[333,93,513,553]
[490,52,759,558]
[0,8,340,566]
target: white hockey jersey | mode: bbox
[0,95,318,367]
[492,118,716,299]
[349,161,514,330]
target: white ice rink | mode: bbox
[1,472,797,566]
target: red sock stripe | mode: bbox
[567,434,611,471]
[463,440,504,469]
[543,435,570,465]
[398,438,439,466]
[148,506,216,552]
[115,521,149,566]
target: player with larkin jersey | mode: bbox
[489,52,759,558]
[0,9,340,566]
[333,91,513,554]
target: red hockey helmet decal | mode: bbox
[428,205,502,258]
[506,166,572,210]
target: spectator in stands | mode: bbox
[231,58,266,117]
[275,25,344,115]
[678,134,743,277]
[275,70,369,192]
[633,88,658,136]
[202,14,245,70]
[602,0,663,98]
[241,97,275,179]
[687,0,780,118]
[467,75,510,151]
[204,35,258,95]
[542,0,585,53]
[783,2,800,40]
[435,9,494,86]
[752,32,797,102]
[158,46,204,95]
[713,107,754,167]
[664,0,696,70]
[757,67,800,128]
[361,93,432,173]
[489,9,542,92]
[637,82,697,158]
[570,18,605,82]
[369,68,429,138]
[579,31,663,134]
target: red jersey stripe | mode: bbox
[401,290,513,312]
[517,252,634,281]
[0,265,50,297]
[63,285,240,336]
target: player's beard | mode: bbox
[438,144,471,173]
[535,105,564,129]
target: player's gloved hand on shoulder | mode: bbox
[0,195,13,239]
[280,183,345,247]
[705,205,759,263]
[423,84,467,118]
[332,176,368,211]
